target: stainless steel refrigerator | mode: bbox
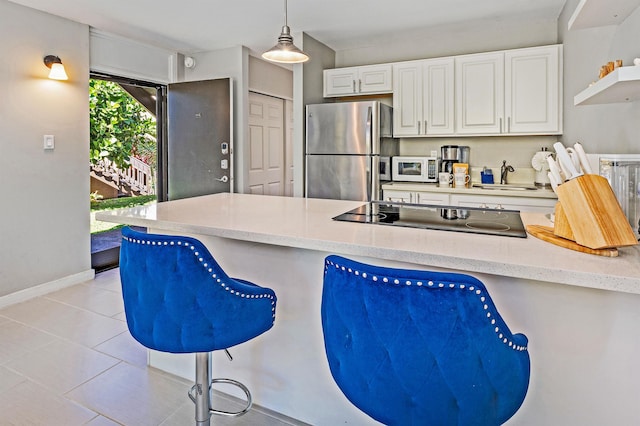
[305,101,397,201]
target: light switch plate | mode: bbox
[44,135,55,150]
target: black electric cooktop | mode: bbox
[333,201,527,238]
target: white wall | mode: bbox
[249,55,293,100]
[559,0,640,154]
[90,29,178,84]
[336,16,558,66]
[0,0,92,298]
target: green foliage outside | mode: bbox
[91,195,156,234]
[89,79,157,170]
[90,194,157,211]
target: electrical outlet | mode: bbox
[44,135,55,150]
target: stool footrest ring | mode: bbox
[188,377,253,417]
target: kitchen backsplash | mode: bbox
[398,136,559,170]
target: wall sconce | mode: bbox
[43,55,68,80]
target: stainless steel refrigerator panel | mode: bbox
[306,155,376,201]
[306,102,380,155]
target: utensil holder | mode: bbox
[554,174,637,249]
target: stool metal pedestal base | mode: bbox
[189,352,253,425]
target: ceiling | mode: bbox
[8,0,567,55]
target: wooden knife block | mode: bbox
[554,174,638,249]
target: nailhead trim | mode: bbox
[325,259,527,352]
[123,235,277,321]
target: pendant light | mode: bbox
[262,0,309,64]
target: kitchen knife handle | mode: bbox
[547,155,563,184]
[553,142,583,180]
[548,171,559,193]
[574,142,593,174]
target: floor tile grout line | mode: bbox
[41,293,126,320]
[5,342,122,397]
[0,311,127,353]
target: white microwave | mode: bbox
[392,156,438,182]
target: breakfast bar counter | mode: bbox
[97,193,640,425]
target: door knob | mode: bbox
[216,176,228,183]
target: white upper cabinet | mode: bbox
[505,45,562,134]
[328,44,563,136]
[455,52,504,135]
[455,45,562,136]
[393,58,454,137]
[392,61,422,136]
[324,64,393,97]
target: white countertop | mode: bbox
[382,182,558,199]
[96,193,640,294]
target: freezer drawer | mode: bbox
[306,155,375,201]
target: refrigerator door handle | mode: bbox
[366,106,373,154]
[366,156,373,202]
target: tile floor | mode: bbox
[0,269,307,426]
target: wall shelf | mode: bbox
[568,0,640,30]
[574,66,640,105]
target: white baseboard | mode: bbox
[0,269,96,309]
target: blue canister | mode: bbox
[481,168,494,184]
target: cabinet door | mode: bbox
[450,194,557,214]
[383,189,412,203]
[324,68,358,97]
[358,64,393,94]
[424,58,455,135]
[455,52,504,134]
[505,45,562,134]
[392,61,422,136]
[415,191,450,205]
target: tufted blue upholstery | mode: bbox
[119,226,276,354]
[321,255,530,426]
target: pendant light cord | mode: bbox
[284,0,288,27]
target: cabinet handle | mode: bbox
[353,80,356,92]
[424,120,428,135]
[499,118,503,133]
[359,79,362,92]
[417,121,421,134]
[508,117,511,133]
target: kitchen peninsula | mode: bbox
[97,193,640,425]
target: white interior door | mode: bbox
[248,92,285,196]
[285,99,294,196]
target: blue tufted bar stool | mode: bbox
[119,226,277,425]
[321,255,530,426]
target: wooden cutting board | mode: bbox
[526,225,619,257]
